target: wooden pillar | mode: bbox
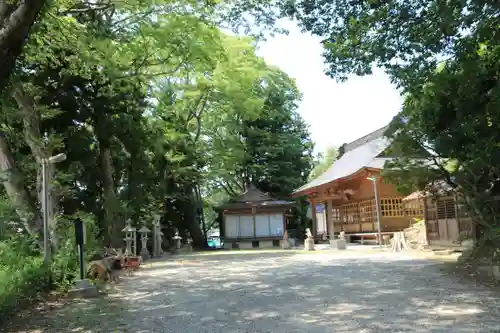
[311,199,317,239]
[326,199,334,239]
[252,207,256,238]
[339,205,345,232]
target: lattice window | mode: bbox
[331,207,341,222]
[359,199,375,223]
[342,203,360,224]
[404,199,424,217]
[380,198,404,217]
[436,198,456,219]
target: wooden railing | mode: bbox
[334,197,419,233]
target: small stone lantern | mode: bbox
[139,224,151,261]
[122,219,137,256]
[172,229,182,250]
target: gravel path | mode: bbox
[4,251,500,333]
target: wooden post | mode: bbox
[282,210,287,235]
[326,200,334,240]
[311,199,318,239]
[252,207,256,238]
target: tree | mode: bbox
[284,0,499,91]
[384,44,500,253]
[308,145,338,181]
[0,0,47,92]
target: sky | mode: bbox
[256,20,404,155]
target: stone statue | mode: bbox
[152,215,164,257]
[304,228,315,251]
[337,231,346,250]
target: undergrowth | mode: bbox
[0,214,100,326]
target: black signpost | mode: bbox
[69,218,97,297]
[74,218,85,280]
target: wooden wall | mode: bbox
[315,170,417,235]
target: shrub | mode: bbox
[0,213,100,325]
[0,239,49,325]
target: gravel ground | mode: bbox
[4,250,500,333]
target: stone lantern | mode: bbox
[172,229,182,250]
[122,219,137,256]
[138,224,151,261]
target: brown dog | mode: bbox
[87,256,122,283]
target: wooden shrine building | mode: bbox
[403,181,474,248]
[293,126,421,241]
[215,184,294,249]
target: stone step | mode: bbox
[432,248,457,255]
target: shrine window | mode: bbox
[380,198,404,217]
[436,198,456,219]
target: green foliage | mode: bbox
[309,145,338,181]
[385,44,500,252]
[286,0,499,91]
[0,0,315,319]
[0,238,49,325]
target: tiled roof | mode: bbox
[230,184,273,202]
[216,184,294,210]
[293,126,392,194]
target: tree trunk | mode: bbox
[0,0,47,92]
[100,144,122,248]
[194,185,207,244]
[12,84,59,250]
[0,131,43,248]
[184,184,206,249]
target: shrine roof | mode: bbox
[403,180,454,201]
[293,126,392,195]
[215,184,294,210]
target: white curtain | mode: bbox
[255,215,270,237]
[269,214,284,236]
[225,215,239,237]
[239,215,254,237]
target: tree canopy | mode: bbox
[0,0,314,319]
[286,0,499,91]
[308,145,338,181]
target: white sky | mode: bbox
[256,20,404,154]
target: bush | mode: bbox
[0,213,100,325]
[0,239,49,325]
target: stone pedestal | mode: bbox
[281,239,291,249]
[330,231,347,250]
[304,237,315,251]
[68,279,99,298]
[336,238,346,250]
[493,266,500,281]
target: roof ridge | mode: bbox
[344,125,389,152]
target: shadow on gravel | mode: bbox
[3,252,500,333]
